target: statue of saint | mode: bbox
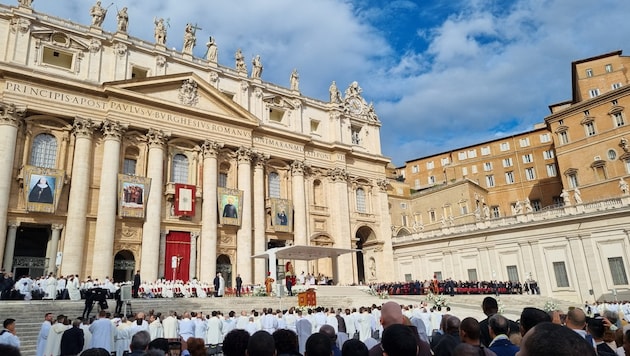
[182,23,196,54]
[18,0,33,8]
[619,177,629,195]
[524,198,533,213]
[235,49,246,72]
[290,69,299,91]
[205,37,218,63]
[560,189,570,206]
[116,7,128,32]
[154,18,167,45]
[573,187,582,204]
[329,81,341,103]
[251,55,263,79]
[90,1,107,27]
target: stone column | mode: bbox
[291,160,308,274]
[253,153,268,284]
[375,179,395,282]
[2,222,19,272]
[328,168,353,284]
[236,147,253,284]
[200,140,222,281]
[140,129,168,281]
[92,120,125,279]
[189,232,199,280]
[47,224,63,274]
[158,230,167,278]
[61,118,95,276]
[0,103,25,269]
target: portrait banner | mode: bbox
[118,174,152,219]
[174,184,196,217]
[218,187,243,226]
[23,165,65,213]
[271,198,293,233]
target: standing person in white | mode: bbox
[178,312,195,341]
[89,310,115,352]
[162,311,178,339]
[207,311,223,345]
[36,313,53,356]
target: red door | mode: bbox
[164,231,190,282]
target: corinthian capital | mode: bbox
[291,160,307,176]
[236,146,253,164]
[327,167,348,182]
[101,119,127,140]
[73,117,95,138]
[253,152,269,169]
[146,128,169,147]
[376,179,390,192]
[0,102,26,127]
[202,140,223,158]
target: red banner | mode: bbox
[174,184,196,217]
[164,231,190,282]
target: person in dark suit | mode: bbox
[60,319,84,356]
[276,210,288,225]
[223,197,238,218]
[132,270,141,298]
[235,274,243,297]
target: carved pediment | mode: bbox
[31,30,91,52]
[104,73,260,125]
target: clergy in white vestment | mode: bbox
[127,313,149,338]
[245,317,259,335]
[207,311,223,345]
[285,309,297,332]
[217,273,225,297]
[43,273,57,300]
[222,312,236,337]
[80,320,92,352]
[325,312,338,334]
[68,276,81,301]
[16,275,34,300]
[193,312,208,343]
[43,315,70,356]
[162,312,179,339]
[89,310,116,352]
[236,311,249,330]
[261,309,278,334]
[357,308,372,342]
[296,318,312,354]
[342,309,356,338]
[149,315,164,340]
[35,313,53,356]
[178,312,195,341]
[114,319,132,356]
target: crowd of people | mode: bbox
[1,295,630,355]
[370,278,541,296]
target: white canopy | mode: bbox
[252,245,358,261]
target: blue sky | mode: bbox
[9,0,630,166]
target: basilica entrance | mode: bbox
[164,231,190,282]
[217,254,232,288]
[13,225,49,277]
[355,226,376,284]
[113,250,135,282]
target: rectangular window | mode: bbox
[414,179,420,188]
[612,83,622,90]
[123,158,137,175]
[486,175,495,187]
[471,165,478,174]
[626,159,630,173]
[506,265,519,282]
[546,164,557,177]
[483,162,493,171]
[553,196,563,206]
[525,167,536,180]
[218,173,228,188]
[401,215,408,227]
[131,66,148,79]
[500,142,510,151]
[543,150,555,160]
[429,210,436,222]
[42,47,74,70]
[503,158,513,167]
[531,199,541,211]
[460,204,468,215]
[568,174,578,188]
[434,272,443,281]
[586,68,593,77]
[558,131,569,145]
[522,154,533,164]
[428,176,436,185]
[404,274,412,282]
[462,167,468,176]
[441,157,450,166]
[585,122,596,136]
[589,89,600,98]
[458,152,467,160]
[540,133,551,143]
[553,262,570,288]
[411,165,419,173]
[606,64,613,73]
[481,146,491,155]
[467,269,478,281]
[608,257,629,285]
[426,161,435,169]
[491,206,500,218]
[614,113,625,127]
[467,149,477,158]
[505,171,515,184]
[519,138,530,147]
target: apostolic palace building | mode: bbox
[2,1,630,303]
[0,1,394,287]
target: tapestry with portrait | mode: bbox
[271,198,293,233]
[118,174,152,219]
[218,187,243,226]
[23,165,65,213]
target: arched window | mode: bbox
[172,153,189,183]
[30,133,58,168]
[356,188,367,213]
[268,172,281,198]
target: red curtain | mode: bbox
[164,231,190,282]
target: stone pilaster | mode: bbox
[47,224,63,274]
[2,221,19,272]
[61,117,95,276]
[189,232,199,280]
[236,147,253,284]
[375,179,395,283]
[140,129,168,281]
[291,160,308,275]
[0,103,24,269]
[253,152,268,284]
[158,230,167,278]
[200,140,222,281]
[327,167,353,284]
[92,120,126,279]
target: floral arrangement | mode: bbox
[378,289,389,299]
[425,291,450,309]
[542,300,558,312]
[497,298,505,314]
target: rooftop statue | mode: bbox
[290,69,299,91]
[154,17,167,45]
[205,37,218,63]
[116,7,128,32]
[90,1,108,28]
[251,55,263,79]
